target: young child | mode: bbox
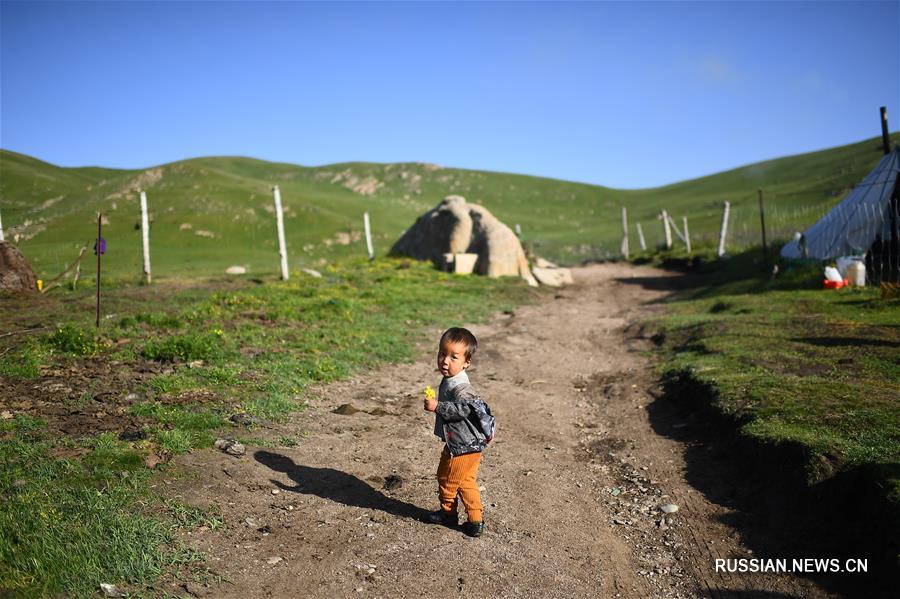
[423,327,495,537]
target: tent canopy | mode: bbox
[781,147,899,260]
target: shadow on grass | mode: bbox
[792,336,900,348]
[254,450,431,521]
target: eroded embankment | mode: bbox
[653,368,898,597]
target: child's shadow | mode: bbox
[254,450,431,521]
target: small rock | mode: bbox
[187,360,204,369]
[266,556,283,565]
[478,485,486,492]
[0,410,13,420]
[100,583,127,597]
[215,437,246,456]
[182,582,212,597]
[124,392,141,402]
[245,516,259,528]
[333,403,360,415]
[610,487,622,496]
[383,474,403,491]
[271,489,280,495]
[226,266,247,275]
[301,268,323,278]
[230,413,259,426]
[660,503,679,514]
[119,428,147,442]
[225,442,245,456]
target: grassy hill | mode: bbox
[2,133,898,281]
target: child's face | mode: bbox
[437,340,470,378]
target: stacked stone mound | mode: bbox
[390,196,536,284]
[0,241,37,294]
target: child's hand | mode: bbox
[423,386,437,412]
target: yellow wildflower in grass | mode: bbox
[424,386,436,400]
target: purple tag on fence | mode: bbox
[94,237,106,255]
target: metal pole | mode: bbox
[620,206,629,259]
[363,212,374,260]
[272,185,289,280]
[880,106,891,155]
[140,191,151,284]
[758,189,768,268]
[96,213,102,328]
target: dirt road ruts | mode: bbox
[168,263,839,598]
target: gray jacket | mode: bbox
[433,371,496,456]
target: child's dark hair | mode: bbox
[440,327,477,360]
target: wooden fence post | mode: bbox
[620,206,629,259]
[363,212,374,260]
[140,191,151,284]
[661,210,672,250]
[717,201,730,257]
[0,205,4,242]
[683,216,691,254]
[758,189,768,268]
[636,222,647,251]
[272,185,289,280]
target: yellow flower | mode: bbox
[424,386,436,400]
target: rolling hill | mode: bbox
[1,132,898,281]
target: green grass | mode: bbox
[649,249,900,480]
[0,257,537,596]
[3,133,898,280]
[0,433,194,597]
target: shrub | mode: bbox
[45,325,99,356]
[142,331,226,362]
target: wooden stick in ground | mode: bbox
[666,213,686,244]
[363,212,374,260]
[717,201,730,257]
[661,210,672,250]
[40,246,87,293]
[758,189,768,268]
[636,222,647,251]
[140,190,151,284]
[272,185,289,280]
[0,326,53,340]
[0,205,4,242]
[96,213,102,328]
[683,216,691,254]
[620,206,629,259]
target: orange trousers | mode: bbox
[437,447,483,523]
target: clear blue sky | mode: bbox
[1,1,898,188]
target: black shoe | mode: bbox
[425,510,458,526]
[462,520,484,537]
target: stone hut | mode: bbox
[390,195,536,285]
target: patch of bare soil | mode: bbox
[158,264,843,598]
[0,356,220,439]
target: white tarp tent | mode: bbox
[781,147,899,260]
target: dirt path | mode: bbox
[167,263,839,599]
